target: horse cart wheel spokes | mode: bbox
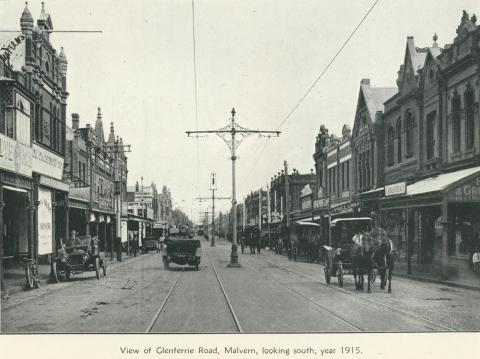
[51,261,60,283]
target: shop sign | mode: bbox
[448,175,480,202]
[37,188,53,255]
[385,181,406,196]
[32,144,64,180]
[0,133,32,177]
[39,175,70,192]
[330,201,359,214]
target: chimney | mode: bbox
[72,113,79,130]
[360,78,370,86]
[135,181,139,192]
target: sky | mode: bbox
[1,0,478,222]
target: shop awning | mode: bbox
[294,220,320,227]
[3,185,28,193]
[406,166,480,196]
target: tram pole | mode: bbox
[186,108,280,267]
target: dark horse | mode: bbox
[350,231,394,293]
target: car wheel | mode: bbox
[95,257,100,279]
[51,261,60,283]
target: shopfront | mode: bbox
[379,167,480,279]
[0,131,34,292]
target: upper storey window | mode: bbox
[405,112,415,158]
[465,87,475,150]
[452,92,461,153]
[387,126,395,167]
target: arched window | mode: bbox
[387,126,395,166]
[465,87,475,150]
[452,92,461,153]
[396,119,402,163]
[405,112,415,157]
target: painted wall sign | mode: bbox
[0,34,25,67]
[37,188,53,255]
[32,144,64,179]
[448,175,480,202]
[0,133,32,177]
[385,181,406,196]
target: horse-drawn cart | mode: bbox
[323,217,374,288]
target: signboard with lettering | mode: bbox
[385,181,406,196]
[0,133,32,177]
[37,188,53,255]
[447,175,480,202]
[0,34,25,70]
[32,144,64,180]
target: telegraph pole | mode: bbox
[187,108,280,267]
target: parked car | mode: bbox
[51,236,107,282]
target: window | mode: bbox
[5,109,15,139]
[426,111,436,159]
[346,161,350,189]
[452,92,461,153]
[396,119,402,163]
[465,88,474,150]
[387,126,395,166]
[405,112,415,157]
[341,163,345,191]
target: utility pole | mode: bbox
[196,191,231,247]
[103,134,131,262]
[187,108,280,267]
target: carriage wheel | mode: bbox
[337,266,344,288]
[324,267,331,285]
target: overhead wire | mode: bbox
[239,0,381,189]
[191,0,201,222]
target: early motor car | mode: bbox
[162,236,201,271]
[51,235,107,282]
[141,236,160,253]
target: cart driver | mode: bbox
[352,230,363,246]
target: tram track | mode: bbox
[261,257,457,331]
[205,249,243,333]
[146,242,242,333]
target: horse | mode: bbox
[356,230,395,293]
[348,233,377,292]
[370,230,394,293]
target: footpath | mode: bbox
[1,253,140,310]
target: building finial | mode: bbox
[110,122,114,133]
[97,107,102,119]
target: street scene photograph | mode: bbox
[1,0,480,339]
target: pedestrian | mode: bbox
[472,247,480,273]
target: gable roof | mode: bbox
[360,82,397,121]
